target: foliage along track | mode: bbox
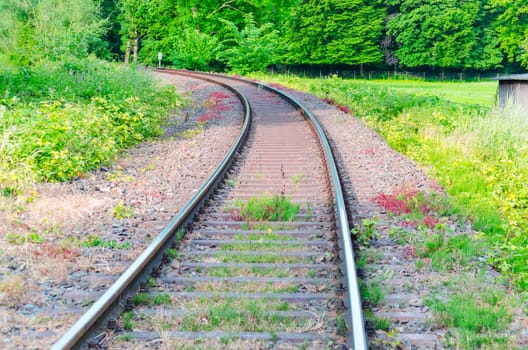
[51,70,367,349]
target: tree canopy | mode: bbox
[0,0,106,65]
[386,0,502,70]
[3,0,528,72]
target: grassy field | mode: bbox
[352,79,497,107]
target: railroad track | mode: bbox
[51,70,366,349]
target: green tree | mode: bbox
[326,0,385,66]
[0,1,22,64]
[283,0,385,66]
[119,0,155,64]
[490,0,528,67]
[96,0,122,60]
[283,1,337,64]
[0,0,106,65]
[387,0,502,70]
[165,29,221,70]
[126,0,299,68]
[218,16,280,73]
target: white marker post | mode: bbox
[158,52,163,68]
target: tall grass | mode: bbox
[0,58,181,191]
[251,73,527,289]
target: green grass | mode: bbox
[364,310,392,332]
[426,289,512,349]
[220,241,304,252]
[426,234,481,272]
[153,293,172,306]
[336,314,347,337]
[178,299,316,333]
[195,281,301,293]
[215,252,301,264]
[133,292,150,306]
[167,248,179,259]
[352,79,497,107]
[81,235,131,250]
[360,186,525,348]
[206,266,291,278]
[232,231,291,241]
[122,312,135,331]
[233,194,300,222]
[359,279,386,307]
[171,299,315,333]
[133,292,171,306]
[0,57,180,192]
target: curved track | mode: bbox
[51,70,366,349]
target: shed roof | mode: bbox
[497,73,528,81]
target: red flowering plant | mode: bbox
[373,188,448,225]
[198,91,234,124]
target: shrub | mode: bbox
[218,16,280,74]
[0,58,180,187]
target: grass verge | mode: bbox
[365,189,525,348]
[0,57,181,192]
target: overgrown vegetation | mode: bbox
[0,59,180,192]
[427,289,512,348]
[106,1,528,72]
[0,1,181,193]
[360,187,523,348]
[231,195,300,223]
[251,73,528,291]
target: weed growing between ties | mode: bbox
[133,292,172,307]
[372,189,485,272]
[426,291,511,348]
[230,194,300,223]
[351,217,380,246]
[173,298,322,333]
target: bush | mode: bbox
[168,29,221,71]
[218,16,280,74]
[0,58,180,188]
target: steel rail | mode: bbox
[258,81,368,350]
[50,72,251,350]
[179,70,368,350]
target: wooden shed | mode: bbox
[497,73,528,110]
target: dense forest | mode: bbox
[1,0,528,73]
